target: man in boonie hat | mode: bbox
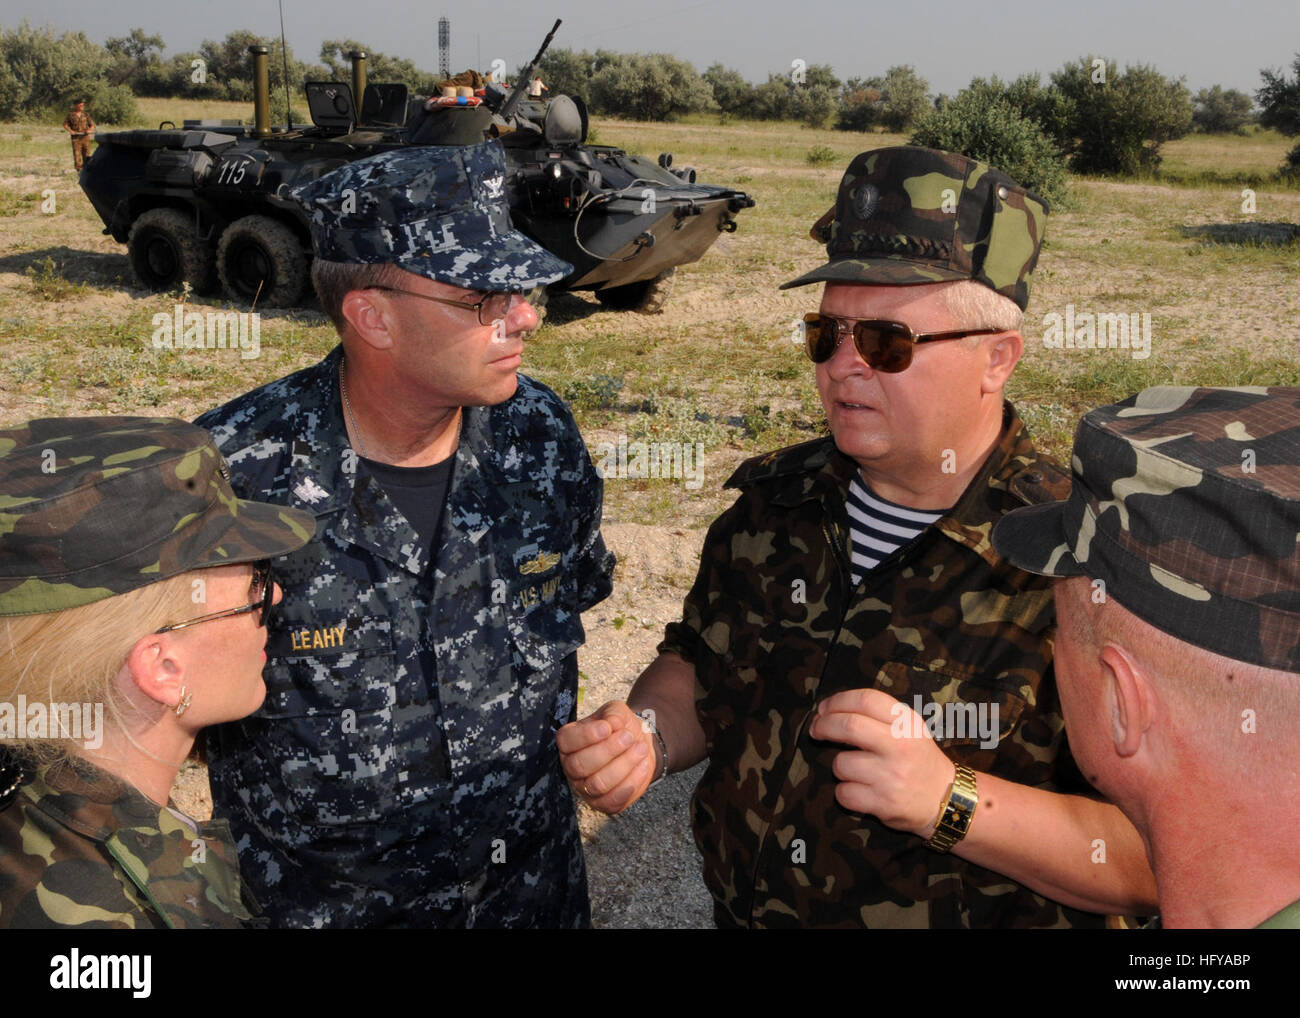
[560,145,1156,928]
[994,385,1300,928]
[195,143,614,928]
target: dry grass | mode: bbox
[1,110,1298,517]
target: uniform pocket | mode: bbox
[241,615,402,827]
[873,659,1027,772]
[508,595,584,761]
[259,615,395,717]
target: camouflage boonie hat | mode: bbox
[993,387,1300,672]
[289,141,573,291]
[0,417,315,616]
[780,146,1049,310]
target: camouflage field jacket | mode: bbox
[661,402,1106,928]
[197,346,614,927]
[0,759,255,929]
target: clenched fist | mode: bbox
[557,700,659,814]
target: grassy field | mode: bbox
[1,103,1298,529]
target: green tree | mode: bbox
[1050,57,1193,174]
[587,53,715,121]
[703,64,753,115]
[105,28,164,88]
[911,77,1068,206]
[834,66,930,133]
[0,22,112,119]
[875,65,930,132]
[1192,85,1254,134]
[1257,54,1300,175]
[836,77,883,131]
[319,40,437,94]
[528,48,597,105]
[1257,54,1300,134]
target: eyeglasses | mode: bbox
[802,314,1002,372]
[366,286,523,327]
[155,561,275,634]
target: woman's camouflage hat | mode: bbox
[993,387,1300,672]
[781,146,1049,310]
[0,417,315,616]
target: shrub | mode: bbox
[1050,57,1193,175]
[1192,85,1255,134]
[588,53,715,121]
[0,22,112,120]
[805,145,836,166]
[82,81,137,125]
[911,80,1068,207]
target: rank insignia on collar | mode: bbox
[519,550,561,575]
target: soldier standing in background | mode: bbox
[63,99,95,171]
[196,142,614,928]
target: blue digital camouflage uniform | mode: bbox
[196,346,614,927]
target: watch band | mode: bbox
[638,710,669,788]
[925,764,978,853]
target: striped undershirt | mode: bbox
[846,476,948,586]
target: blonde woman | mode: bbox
[0,417,314,929]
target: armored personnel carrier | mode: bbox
[78,22,754,312]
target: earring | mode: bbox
[173,687,192,717]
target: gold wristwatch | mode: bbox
[925,764,978,853]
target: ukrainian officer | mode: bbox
[196,142,614,928]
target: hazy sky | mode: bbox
[4,0,1297,97]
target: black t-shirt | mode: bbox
[360,454,454,557]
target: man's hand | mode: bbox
[557,700,657,815]
[808,688,956,839]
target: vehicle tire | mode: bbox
[127,207,217,294]
[594,268,675,314]
[217,215,308,307]
[525,285,550,327]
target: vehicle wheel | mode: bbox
[127,207,217,294]
[594,268,675,314]
[524,285,550,327]
[217,215,308,307]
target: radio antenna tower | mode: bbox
[438,17,450,78]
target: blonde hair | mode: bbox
[0,573,196,766]
[310,258,406,332]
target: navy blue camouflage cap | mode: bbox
[289,141,573,291]
[994,387,1300,672]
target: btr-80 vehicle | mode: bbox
[78,20,755,312]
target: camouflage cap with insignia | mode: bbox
[0,417,315,616]
[993,387,1300,672]
[780,145,1049,310]
[289,141,573,291]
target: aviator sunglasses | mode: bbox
[802,313,1002,372]
[155,560,275,634]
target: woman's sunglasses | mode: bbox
[803,313,1002,372]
